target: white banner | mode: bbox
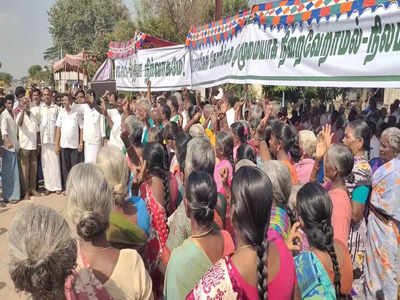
[191,6,400,88]
[115,45,191,92]
[114,6,400,91]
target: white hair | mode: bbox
[259,160,292,208]
[97,145,129,206]
[66,163,113,241]
[299,130,317,158]
[185,137,215,181]
[136,98,151,114]
[382,127,400,156]
[9,204,76,299]
[189,124,205,137]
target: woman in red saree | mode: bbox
[139,142,179,299]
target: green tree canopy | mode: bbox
[0,72,13,87]
[135,0,249,43]
[28,65,42,78]
[47,0,130,63]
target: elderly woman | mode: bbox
[166,137,228,252]
[97,145,149,249]
[364,127,400,299]
[8,204,77,300]
[342,120,372,298]
[66,163,153,299]
[135,98,152,144]
[295,130,317,184]
[258,161,297,298]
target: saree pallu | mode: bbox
[107,212,148,249]
[269,206,290,240]
[165,233,234,300]
[364,158,400,300]
[294,252,336,300]
[140,176,178,300]
[186,256,253,300]
[345,157,372,299]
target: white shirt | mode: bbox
[79,104,105,145]
[39,104,59,145]
[226,108,235,128]
[56,107,83,149]
[1,109,19,152]
[16,108,39,150]
[107,108,124,150]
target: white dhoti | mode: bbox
[41,144,62,191]
[84,143,102,163]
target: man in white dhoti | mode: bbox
[77,90,105,163]
[39,88,62,195]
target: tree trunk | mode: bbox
[215,0,222,20]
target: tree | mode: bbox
[0,72,13,87]
[135,0,250,43]
[46,0,130,63]
[28,65,42,78]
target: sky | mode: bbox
[0,0,134,80]
[0,0,269,80]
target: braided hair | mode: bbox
[216,131,234,169]
[231,166,273,300]
[296,183,344,298]
[143,142,172,216]
[271,121,301,163]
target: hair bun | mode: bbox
[77,213,107,240]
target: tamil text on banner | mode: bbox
[115,45,191,92]
[189,4,400,88]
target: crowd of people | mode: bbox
[3,83,400,299]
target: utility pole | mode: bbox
[215,0,222,20]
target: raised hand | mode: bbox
[285,221,303,252]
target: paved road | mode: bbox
[0,193,67,299]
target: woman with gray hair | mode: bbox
[364,127,400,299]
[97,145,149,249]
[295,130,317,184]
[8,204,77,300]
[66,163,153,299]
[167,136,231,253]
[259,160,293,240]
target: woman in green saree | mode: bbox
[97,145,148,250]
[164,171,234,300]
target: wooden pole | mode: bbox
[215,0,222,20]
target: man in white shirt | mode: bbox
[55,93,83,190]
[16,97,40,199]
[30,88,42,107]
[1,95,21,204]
[223,92,235,128]
[102,92,124,150]
[13,86,25,112]
[78,90,105,163]
[39,87,62,195]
